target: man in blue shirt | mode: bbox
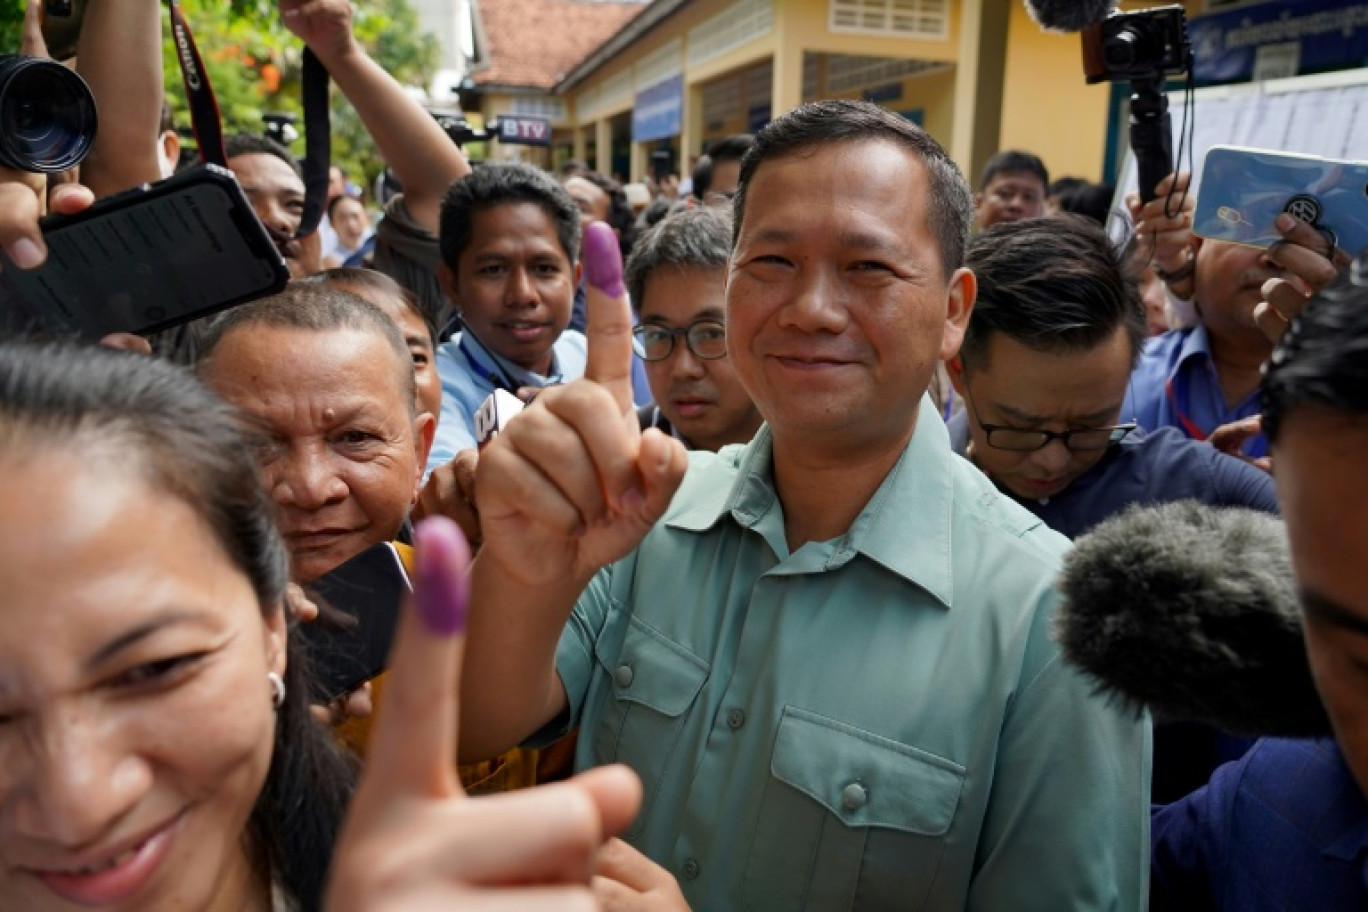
[1124,229,1291,459]
[946,215,1278,802]
[946,215,1278,541]
[427,164,588,474]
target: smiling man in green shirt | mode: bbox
[460,100,1150,910]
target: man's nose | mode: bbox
[270,447,349,511]
[781,267,847,333]
[1030,438,1074,474]
[504,267,539,306]
[253,199,296,239]
[669,343,706,380]
[10,707,151,848]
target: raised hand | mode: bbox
[474,222,689,589]
[0,170,92,270]
[1254,212,1352,346]
[278,0,356,61]
[1127,171,1194,282]
[324,516,643,912]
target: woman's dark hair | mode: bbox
[0,341,356,910]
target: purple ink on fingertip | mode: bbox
[582,222,625,298]
[414,516,472,636]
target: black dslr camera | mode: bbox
[1082,6,1188,85]
[1079,6,1191,204]
[0,55,98,173]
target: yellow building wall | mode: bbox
[996,1,1112,182]
[559,0,1195,183]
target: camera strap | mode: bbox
[166,0,331,237]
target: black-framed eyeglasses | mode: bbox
[632,320,728,362]
[964,390,1136,452]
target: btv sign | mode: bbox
[496,116,552,146]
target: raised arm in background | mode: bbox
[279,0,470,233]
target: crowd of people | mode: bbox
[0,0,1365,910]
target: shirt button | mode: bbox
[614,665,634,688]
[842,782,868,811]
[727,709,745,730]
[682,857,700,880]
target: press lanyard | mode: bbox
[1164,376,1209,441]
[458,333,532,395]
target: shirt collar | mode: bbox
[458,329,563,390]
[1173,323,1215,375]
[665,397,955,609]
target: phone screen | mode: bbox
[300,542,411,703]
[0,168,288,339]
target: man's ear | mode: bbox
[412,411,436,504]
[1190,234,1204,256]
[574,260,584,288]
[945,354,968,396]
[939,267,977,362]
[438,262,461,308]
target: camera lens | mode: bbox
[0,55,98,173]
[1104,27,1146,71]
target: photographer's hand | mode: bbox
[1254,213,1352,346]
[0,171,92,270]
[279,0,357,62]
[1127,172,1194,293]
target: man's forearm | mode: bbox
[456,552,593,763]
[316,42,469,233]
[76,0,164,197]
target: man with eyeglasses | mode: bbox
[946,215,1277,542]
[625,208,762,452]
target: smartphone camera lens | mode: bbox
[0,55,98,173]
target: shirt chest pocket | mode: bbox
[743,706,966,911]
[591,618,709,838]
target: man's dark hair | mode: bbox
[439,162,580,271]
[693,134,754,200]
[734,99,973,278]
[0,340,356,911]
[576,170,637,259]
[198,282,416,414]
[960,213,1146,370]
[1049,176,1089,197]
[225,132,303,180]
[979,150,1049,192]
[625,206,732,311]
[1056,182,1116,227]
[1263,260,1368,442]
[159,100,176,136]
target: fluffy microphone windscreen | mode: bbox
[1024,0,1116,33]
[1056,500,1332,738]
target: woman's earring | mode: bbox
[267,671,286,709]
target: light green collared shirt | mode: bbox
[549,397,1150,910]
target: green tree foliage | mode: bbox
[164,0,439,192]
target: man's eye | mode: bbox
[411,350,431,367]
[336,429,380,445]
[533,263,562,276]
[693,325,725,342]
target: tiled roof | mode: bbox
[473,0,647,90]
